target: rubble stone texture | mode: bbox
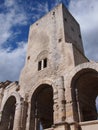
[0,3,98,130]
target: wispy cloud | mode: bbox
[30,1,49,21]
[51,0,69,8]
[0,0,28,45]
[0,0,28,81]
[69,0,98,61]
[0,42,27,81]
[0,0,50,46]
[50,0,61,8]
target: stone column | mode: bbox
[55,77,66,123]
[65,88,74,122]
[22,101,28,130]
[58,85,66,122]
[13,99,26,130]
[25,101,31,130]
[75,89,81,122]
[65,88,80,130]
[53,90,59,124]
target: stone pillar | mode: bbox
[53,90,59,124]
[75,89,81,122]
[55,77,66,123]
[65,88,74,122]
[58,85,66,122]
[26,101,31,130]
[65,87,81,130]
[13,99,27,130]
[70,122,80,130]
[22,101,28,130]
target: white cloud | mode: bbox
[0,42,27,81]
[69,0,98,61]
[31,1,49,12]
[0,0,28,81]
[30,1,49,21]
[4,0,15,7]
[0,0,28,45]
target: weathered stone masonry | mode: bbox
[0,3,98,130]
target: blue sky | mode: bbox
[0,0,98,82]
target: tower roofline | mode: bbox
[30,3,64,28]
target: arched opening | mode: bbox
[30,84,53,130]
[71,69,98,122]
[0,96,16,130]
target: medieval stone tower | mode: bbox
[0,3,98,130]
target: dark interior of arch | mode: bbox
[30,84,53,130]
[0,96,16,130]
[72,69,98,122]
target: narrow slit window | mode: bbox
[38,61,42,71]
[79,34,81,39]
[43,58,47,68]
[27,56,30,60]
[64,18,67,22]
[38,58,47,71]
[58,38,62,42]
[53,11,55,15]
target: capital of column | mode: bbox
[15,102,23,110]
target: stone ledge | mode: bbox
[53,121,69,127]
[79,120,98,126]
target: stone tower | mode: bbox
[0,3,98,130]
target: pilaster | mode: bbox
[65,88,75,122]
[26,101,31,130]
[13,99,27,130]
[54,77,66,123]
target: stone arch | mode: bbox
[65,62,98,122]
[25,77,66,130]
[30,84,53,130]
[0,92,21,112]
[0,92,22,130]
[65,62,98,88]
[29,79,57,129]
[28,78,57,102]
[35,50,48,62]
